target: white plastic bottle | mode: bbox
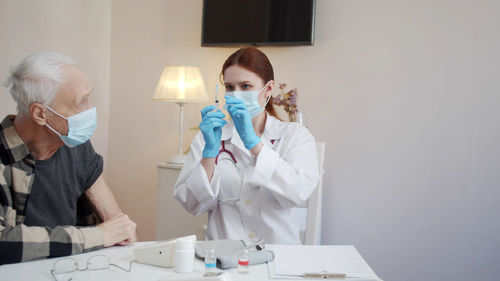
[238,249,249,274]
[174,238,194,273]
[204,249,217,274]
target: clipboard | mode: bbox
[266,244,381,280]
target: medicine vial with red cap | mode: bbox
[238,249,249,274]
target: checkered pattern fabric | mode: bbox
[0,115,103,265]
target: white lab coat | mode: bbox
[174,114,319,245]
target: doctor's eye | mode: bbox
[242,84,252,90]
[225,85,234,91]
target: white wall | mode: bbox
[317,1,500,281]
[108,0,234,243]
[109,1,500,281]
[0,0,111,160]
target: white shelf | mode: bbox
[157,162,183,170]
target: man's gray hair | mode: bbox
[3,52,76,115]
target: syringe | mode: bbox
[215,84,220,111]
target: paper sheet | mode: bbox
[266,245,377,279]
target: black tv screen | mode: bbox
[202,0,316,46]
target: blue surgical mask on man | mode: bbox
[45,106,97,147]
[225,83,271,118]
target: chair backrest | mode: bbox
[298,142,326,245]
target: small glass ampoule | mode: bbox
[204,249,217,274]
[238,249,249,274]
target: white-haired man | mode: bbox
[0,52,137,264]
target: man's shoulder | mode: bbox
[57,141,102,172]
[0,141,15,165]
[0,115,32,165]
[0,115,16,128]
[0,116,16,162]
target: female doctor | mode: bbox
[174,47,319,245]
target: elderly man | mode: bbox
[0,52,137,264]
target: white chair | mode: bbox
[297,142,326,245]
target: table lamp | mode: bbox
[153,66,208,164]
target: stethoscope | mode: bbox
[215,141,236,164]
[214,138,278,186]
[215,141,243,204]
[214,140,275,246]
[214,140,250,239]
[215,141,243,179]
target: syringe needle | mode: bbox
[215,84,220,111]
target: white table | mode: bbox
[0,242,382,281]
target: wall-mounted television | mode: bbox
[202,0,316,46]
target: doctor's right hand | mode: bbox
[199,105,226,158]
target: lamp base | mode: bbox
[167,154,187,164]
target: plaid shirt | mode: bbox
[0,115,103,265]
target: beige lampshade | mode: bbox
[153,66,208,103]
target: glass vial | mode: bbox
[238,249,249,274]
[204,249,217,274]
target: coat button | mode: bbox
[245,199,252,205]
[248,232,256,239]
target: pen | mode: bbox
[303,272,347,279]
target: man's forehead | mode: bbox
[56,66,92,103]
[63,65,91,88]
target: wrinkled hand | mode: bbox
[225,96,261,150]
[199,105,226,158]
[97,213,137,247]
[116,231,139,246]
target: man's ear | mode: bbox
[30,103,47,126]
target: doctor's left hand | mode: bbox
[199,105,226,158]
[225,96,261,150]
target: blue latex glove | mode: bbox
[224,96,261,150]
[199,105,226,158]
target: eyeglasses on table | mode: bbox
[50,255,132,281]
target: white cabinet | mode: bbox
[156,162,207,241]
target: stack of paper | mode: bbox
[266,245,381,280]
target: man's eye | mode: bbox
[242,84,251,89]
[225,85,233,91]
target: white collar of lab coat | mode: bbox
[220,113,284,152]
[262,113,284,141]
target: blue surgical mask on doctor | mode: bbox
[225,82,271,118]
[45,106,97,147]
